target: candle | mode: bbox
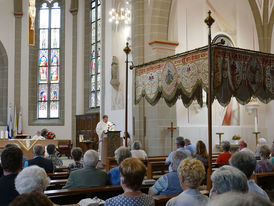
[5,131,8,139]
[0,131,3,139]
[254,115,258,132]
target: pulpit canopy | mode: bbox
[134,45,274,107]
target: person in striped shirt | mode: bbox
[149,150,187,195]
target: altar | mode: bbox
[0,139,58,159]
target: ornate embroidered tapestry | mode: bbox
[135,45,274,107]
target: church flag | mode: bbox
[13,106,18,137]
[17,111,23,135]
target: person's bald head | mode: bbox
[239,140,247,150]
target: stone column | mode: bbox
[145,40,179,155]
[132,0,145,145]
[14,0,23,112]
[70,0,78,146]
[148,40,179,60]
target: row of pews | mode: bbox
[44,154,274,205]
[45,184,178,205]
[106,156,169,179]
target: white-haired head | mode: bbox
[256,138,267,152]
[208,192,272,206]
[83,150,99,167]
[171,150,187,171]
[210,165,248,197]
[114,146,132,164]
[15,165,50,194]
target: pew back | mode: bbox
[252,172,274,190]
[45,185,150,205]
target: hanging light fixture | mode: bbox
[109,1,131,25]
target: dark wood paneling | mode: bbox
[76,113,100,152]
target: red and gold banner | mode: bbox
[135,45,274,107]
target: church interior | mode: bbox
[0,0,274,205]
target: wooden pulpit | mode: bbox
[101,131,122,165]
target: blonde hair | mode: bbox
[119,158,146,191]
[177,158,205,188]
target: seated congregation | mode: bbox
[0,137,273,206]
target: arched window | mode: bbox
[212,34,234,47]
[89,0,102,109]
[37,1,61,118]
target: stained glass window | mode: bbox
[89,0,101,109]
[38,1,61,119]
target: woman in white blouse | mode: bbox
[131,141,148,160]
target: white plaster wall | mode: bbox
[0,0,15,116]
[19,0,73,140]
[103,0,133,137]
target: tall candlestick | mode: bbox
[5,131,8,139]
[254,109,258,132]
[0,131,3,139]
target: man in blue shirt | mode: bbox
[166,136,191,172]
[185,138,196,155]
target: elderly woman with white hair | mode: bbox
[166,158,208,206]
[15,165,50,194]
[131,141,147,160]
[229,151,269,200]
[255,145,273,173]
[108,147,132,185]
[63,150,109,189]
[255,138,267,157]
[207,192,272,206]
[210,165,248,198]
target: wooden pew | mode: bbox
[54,167,68,172]
[47,179,68,190]
[153,194,178,206]
[45,185,151,205]
[252,172,274,190]
[47,172,70,180]
[105,156,167,172]
[147,161,169,179]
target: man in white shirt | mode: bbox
[96,115,109,161]
[229,151,270,200]
[166,136,191,172]
[32,131,45,140]
[239,140,255,154]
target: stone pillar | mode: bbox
[70,0,78,146]
[132,0,145,145]
[148,40,179,60]
[145,40,179,155]
[84,0,90,113]
[14,0,23,112]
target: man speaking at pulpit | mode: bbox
[96,115,115,161]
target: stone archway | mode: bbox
[0,41,8,126]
